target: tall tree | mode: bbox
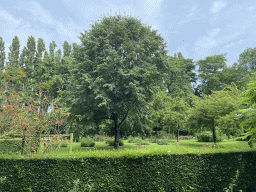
[196,54,227,95]
[65,13,168,149]
[24,36,36,90]
[0,37,5,71]
[218,62,250,91]
[238,47,256,75]
[7,36,20,68]
[164,52,196,98]
[63,41,72,57]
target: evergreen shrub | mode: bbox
[0,152,255,191]
[157,139,169,145]
[80,136,95,147]
[197,131,223,142]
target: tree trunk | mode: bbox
[113,113,120,150]
[212,120,216,144]
[177,128,179,142]
[21,135,25,155]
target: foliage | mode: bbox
[186,84,241,143]
[1,150,255,191]
[105,137,124,146]
[164,52,196,98]
[80,136,95,147]
[196,54,227,95]
[197,131,223,142]
[92,134,105,142]
[238,47,256,74]
[156,139,169,145]
[149,91,190,140]
[64,13,168,149]
[238,73,256,147]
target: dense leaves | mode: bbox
[65,13,168,149]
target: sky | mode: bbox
[1,0,256,67]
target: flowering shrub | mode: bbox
[93,134,105,142]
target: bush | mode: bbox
[93,135,105,142]
[0,139,21,154]
[157,139,169,145]
[197,131,212,142]
[197,131,223,142]
[105,137,124,146]
[80,136,95,147]
[127,136,136,143]
[149,136,157,143]
[135,139,150,145]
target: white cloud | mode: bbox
[0,8,22,25]
[208,28,220,37]
[143,0,163,17]
[210,1,227,14]
[26,2,53,25]
[193,28,221,56]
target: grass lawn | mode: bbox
[1,138,255,159]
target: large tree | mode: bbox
[0,37,5,71]
[164,52,196,98]
[238,47,256,75]
[196,54,227,95]
[65,13,168,149]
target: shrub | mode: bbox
[93,135,105,142]
[127,136,135,143]
[149,136,157,143]
[157,139,169,145]
[105,137,124,146]
[197,131,223,142]
[197,131,212,142]
[80,136,95,147]
[135,139,150,145]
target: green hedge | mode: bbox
[0,152,255,191]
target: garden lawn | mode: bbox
[1,139,255,159]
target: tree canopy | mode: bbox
[64,13,168,149]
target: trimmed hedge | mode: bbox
[0,152,255,191]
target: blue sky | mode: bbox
[1,0,256,67]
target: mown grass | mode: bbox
[0,138,255,159]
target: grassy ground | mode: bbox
[1,138,255,159]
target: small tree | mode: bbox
[186,84,241,144]
[238,73,256,147]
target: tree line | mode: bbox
[0,13,256,149]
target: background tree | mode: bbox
[164,52,196,98]
[64,13,168,149]
[196,54,227,95]
[7,35,20,68]
[218,62,250,91]
[186,84,241,143]
[238,47,256,75]
[0,37,5,71]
